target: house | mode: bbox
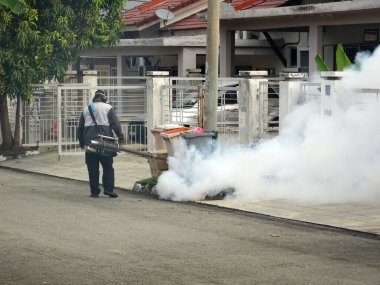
[75,0,380,78]
[219,0,380,76]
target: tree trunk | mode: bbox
[13,96,22,148]
[0,97,14,147]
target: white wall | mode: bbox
[234,55,284,76]
[324,25,380,45]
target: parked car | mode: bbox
[172,84,279,127]
[128,84,279,141]
[171,85,240,126]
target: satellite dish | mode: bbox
[155,8,175,21]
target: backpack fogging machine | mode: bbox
[89,136,166,160]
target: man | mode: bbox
[77,90,125,198]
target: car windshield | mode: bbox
[173,90,198,108]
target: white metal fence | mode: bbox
[23,85,58,147]
[259,79,280,135]
[19,79,147,156]
[57,84,148,156]
[57,85,91,156]
[161,77,240,143]
[300,82,322,106]
[12,76,335,155]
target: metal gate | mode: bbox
[57,83,147,156]
[21,80,147,156]
[300,82,322,106]
[162,77,240,143]
[57,85,92,156]
[259,79,280,135]
[23,85,58,147]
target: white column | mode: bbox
[63,71,77,83]
[238,71,268,145]
[116,55,123,112]
[117,55,123,81]
[320,71,344,116]
[309,25,323,75]
[279,73,308,131]
[82,70,98,104]
[146,71,170,152]
[220,29,234,77]
[178,48,196,77]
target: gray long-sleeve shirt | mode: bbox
[77,102,125,148]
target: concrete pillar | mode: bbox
[117,55,123,82]
[63,71,77,83]
[82,70,98,104]
[309,25,323,75]
[279,72,308,131]
[320,71,344,116]
[115,55,124,112]
[178,48,197,77]
[186,68,203,86]
[238,71,268,145]
[146,71,170,152]
[220,29,235,77]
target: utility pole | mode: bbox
[204,0,219,133]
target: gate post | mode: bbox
[279,72,308,131]
[146,71,170,152]
[238,71,268,145]
[57,86,62,158]
[320,71,344,116]
[82,70,98,103]
[63,70,78,83]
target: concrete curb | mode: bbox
[129,180,379,239]
[0,150,40,162]
[195,201,380,240]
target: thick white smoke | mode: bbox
[156,47,380,203]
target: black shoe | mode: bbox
[104,191,118,198]
[90,194,99,198]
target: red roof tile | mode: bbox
[167,10,207,30]
[123,0,290,30]
[167,0,289,31]
[123,0,205,28]
[234,0,265,10]
[232,0,289,10]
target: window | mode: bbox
[290,47,298,67]
[299,50,309,73]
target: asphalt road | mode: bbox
[0,168,379,285]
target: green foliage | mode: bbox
[0,0,125,100]
[0,0,126,147]
[315,43,353,72]
[138,177,158,186]
[0,0,26,14]
[315,54,330,72]
[336,43,352,71]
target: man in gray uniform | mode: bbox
[77,90,125,198]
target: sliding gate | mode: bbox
[22,82,147,157]
[57,84,147,156]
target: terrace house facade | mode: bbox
[75,0,380,78]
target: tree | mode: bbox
[0,0,125,148]
[0,0,26,14]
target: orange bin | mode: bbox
[150,124,183,151]
[160,127,192,156]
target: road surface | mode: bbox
[0,168,379,284]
